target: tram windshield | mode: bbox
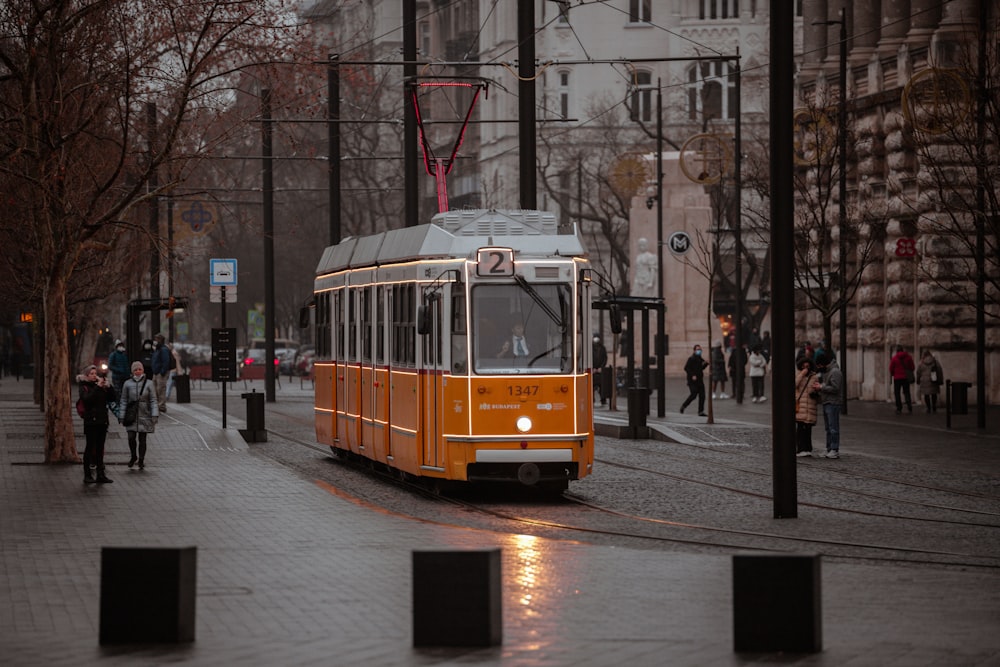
[472,283,572,375]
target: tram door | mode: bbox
[420,296,445,471]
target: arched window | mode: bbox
[559,70,571,120]
[687,61,737,123]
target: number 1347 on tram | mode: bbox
[309,209,596,492]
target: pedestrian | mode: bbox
[680,344,708,416]
[794,357,820,457]
[165,342,185,401]
[77,364,117,484]
[817,351,843,459]
[107,339,130,398]
[916,351,944,413]
[710,343,728,399]
[139,338,154,377]
[728,343,748,402]
[748,345,767,403]
[592,335,608,405]
[760,330,772,363]
[889,345,916,414]
[151,332,171,413]
[120,360,158,470]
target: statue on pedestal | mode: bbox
[632,237,658,297]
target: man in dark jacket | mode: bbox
[680,344,709,416]
[592,335,608,405]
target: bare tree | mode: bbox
[537,101,644,294]
[0,0,314,463]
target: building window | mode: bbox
[559,71,570,120]
[630,70,653,123]
[629,0,651,23]
[698,0,739,20]
[687,61,737,123]
[419,20,431,57]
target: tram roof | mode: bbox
[316,209,587,274]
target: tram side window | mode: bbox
[451,292,467,374]
[361,286,372,362]
[349,288,357,360]
[376,286,385,364]
[391,284,416,367]
[317,292,331,359]
[334,290,344,360]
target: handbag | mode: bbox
[122,401,138,426]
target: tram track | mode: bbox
[262,425,1000,572]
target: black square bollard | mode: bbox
[733,553,821,653]
[413,549,502,647]
[100,546,197,644]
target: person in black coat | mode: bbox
[77,364,117,484]
[680,345,709,416]
[592,335,609,404]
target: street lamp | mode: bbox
[814,9,849,414]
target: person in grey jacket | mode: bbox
[817,352,843,459]
[119,361,158,469]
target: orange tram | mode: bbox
[311,209,595,492]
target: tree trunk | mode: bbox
[43,271,80,464]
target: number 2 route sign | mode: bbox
[210,259,238,286]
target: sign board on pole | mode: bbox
[210,286,237,303]
[210,259,238,286]
[667,231,692,255]
[211,328,238,382]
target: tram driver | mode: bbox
[498,322,531,360]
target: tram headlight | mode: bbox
[516,416,532,433]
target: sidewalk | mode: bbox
[1,380,999,666]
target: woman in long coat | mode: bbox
[915,351,944,413]
[794,358,820,457]
[78,364,117,483]
[119,360,158,469]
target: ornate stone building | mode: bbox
[796,0,997,404]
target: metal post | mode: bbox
[837,13,849,414]
[734,56,744,405]
[518,0,537,209]
[770,2,797,518]
[261,89,276,402]
[147,102,160,335]
[656,81,665,418]
[328,54,341,246]
[975,0,988,428]
[404,0,418,227]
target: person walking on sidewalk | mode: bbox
[107,339,130,398]
[77,364,117,484]
[151,333,171,413]
[710,343,728,399]
[748,345,768,403]
[592,335,608,405]
[120,361,158,470]
[889,345,916,414]
[794,358,819,457]
[916,351,944,413]
[680,345,709,416]
[817,352,843,459]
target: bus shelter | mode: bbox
[593,296,666,418]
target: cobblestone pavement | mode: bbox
[1,376,999,666]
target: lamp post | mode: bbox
[815,9,849,414]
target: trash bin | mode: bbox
[239,390,266,443]
[174,375,191,404]
[628,387,648,429]
[951,381,971,415]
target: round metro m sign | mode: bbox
[667,231,692,256]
